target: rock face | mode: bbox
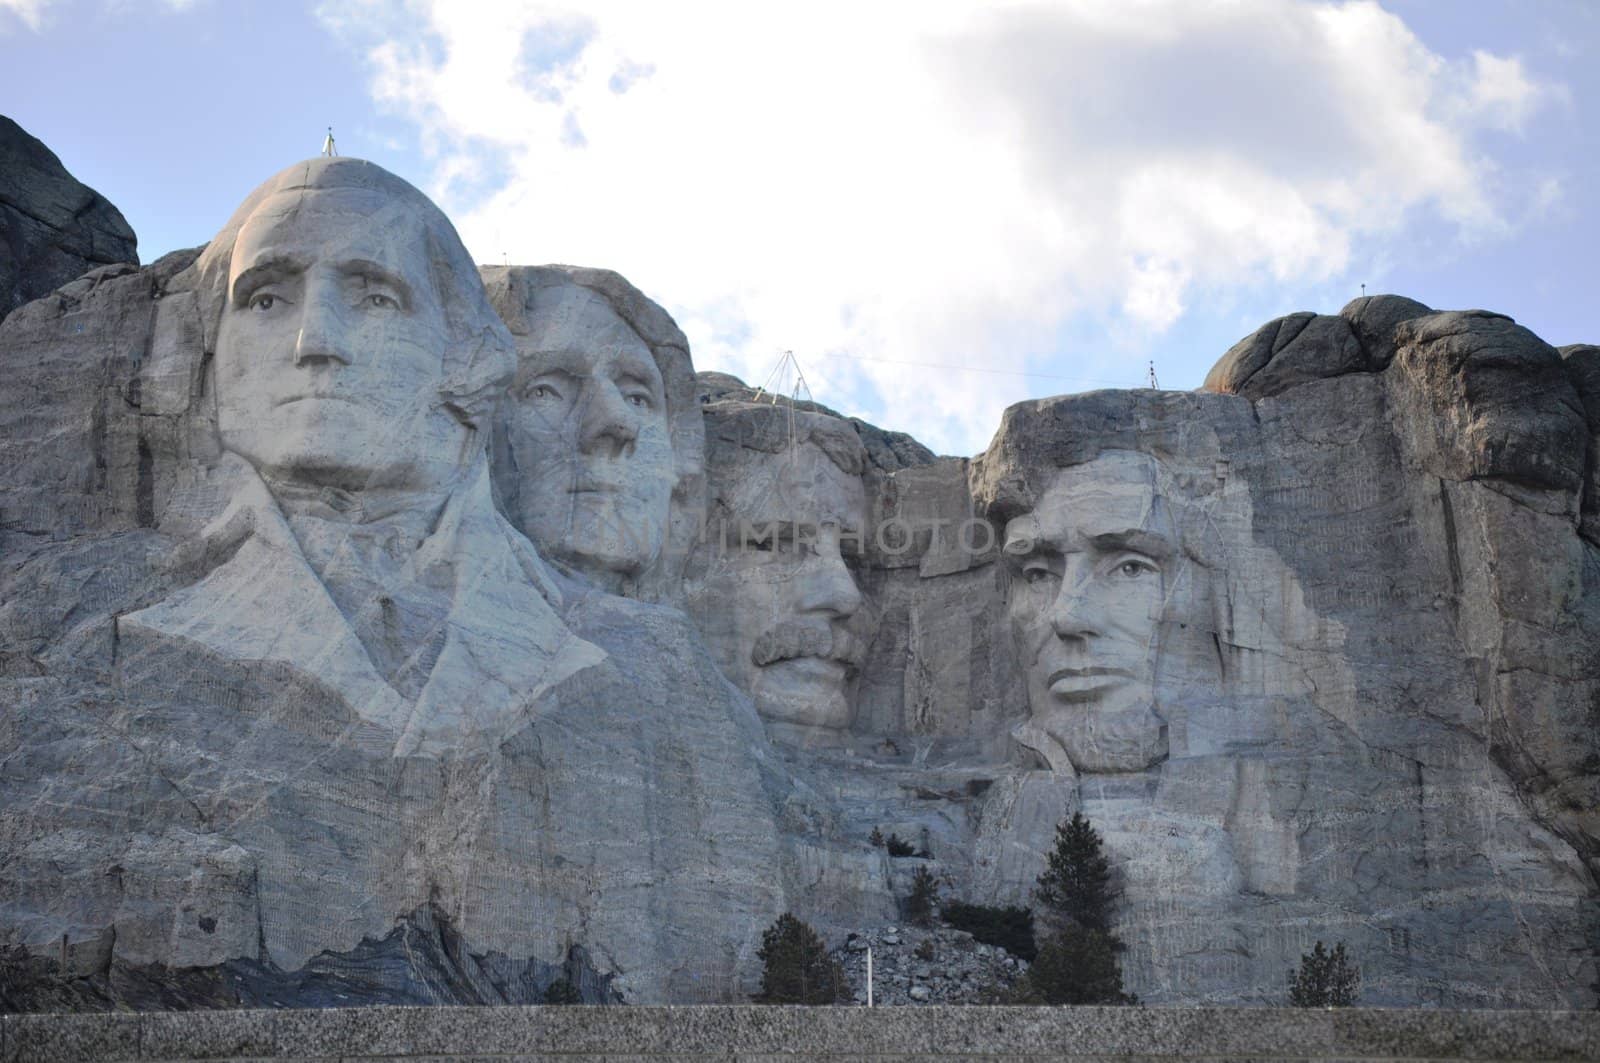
[966,379,1596,1006]
[481,264,705,603]
[0,117,137,323]
[0,159,791,1007]
[1,142,1596,1011]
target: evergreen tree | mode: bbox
[942,901,1037,961]
[905,866,939,926]
[1011,925,1134,1005]
[754,913,846,1005]
[1288,941,1360,1007]
[542,977,582,1004]
[1035,812,1115,931]
[1013,812,1134,1005]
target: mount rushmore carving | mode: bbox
[2,144,1597,1009]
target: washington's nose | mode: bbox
[578,384,638,459]
[293,286,353,368]
[799,552,863,620]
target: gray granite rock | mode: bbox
[0,160,793,1009]
[965,306,1599,1006]
[1,140,1595,1014]
[0,116,137,323]
[1559,343,1600,546]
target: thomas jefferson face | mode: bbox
[1003,451,1172,773]
[699,439,867,731]
[502,286,674,584]
[214,187,467,495]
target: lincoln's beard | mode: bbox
[1035,699,1168,774]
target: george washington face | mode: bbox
[213,186,468,496]
[1003,450,1172,773]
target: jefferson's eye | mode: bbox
[626,393,650,408]
[364,293,400,311]
[528,383,562,401]
[247,293,278,312]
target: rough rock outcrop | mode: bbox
[1,139,1595,1012]
[964,377,1597,1006]
[0,117,137,323]
[0,160,793,1007]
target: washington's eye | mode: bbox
[364,293,400,311]
[626,393,650,408]
[528,382,562,401]
[247,293,278,312]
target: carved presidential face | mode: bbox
[502,285,674,586]
[213,187,468,495]
[1003,450,1171,773]
[697,438,867,732]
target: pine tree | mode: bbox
[1035,812,1115,931]
[1013,812,1133,1005]
[1010,925,1133,1005]
[905,866,939,926]
[542,977,582,1004]
[754,913,846,1005]
[1288,941,1360,1007]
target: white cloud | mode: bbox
[318,0,1562,455]
[4,0,209,31]
[1462,49,1559,133]
[0,0,52,30]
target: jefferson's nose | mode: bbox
[293,284,353,368]
[577,383,638,459]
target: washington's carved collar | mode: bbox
[122,453,605,757]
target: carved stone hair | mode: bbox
[192,157,515,427]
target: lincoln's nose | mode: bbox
[1047,563,1103,640]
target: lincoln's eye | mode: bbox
[248,293,276,312]
[1114,558,1157,579]
[365,293,400,310]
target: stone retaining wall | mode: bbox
[3,1006,1598,1061]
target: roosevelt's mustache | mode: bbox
[751,619,864,670]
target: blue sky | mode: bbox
[3,0,1595,455]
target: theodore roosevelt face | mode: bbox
[1003,451,1172,774]
[701,438,867,732]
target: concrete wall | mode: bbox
[3,1006,1598,1062]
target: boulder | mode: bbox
[0,116,138,323]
